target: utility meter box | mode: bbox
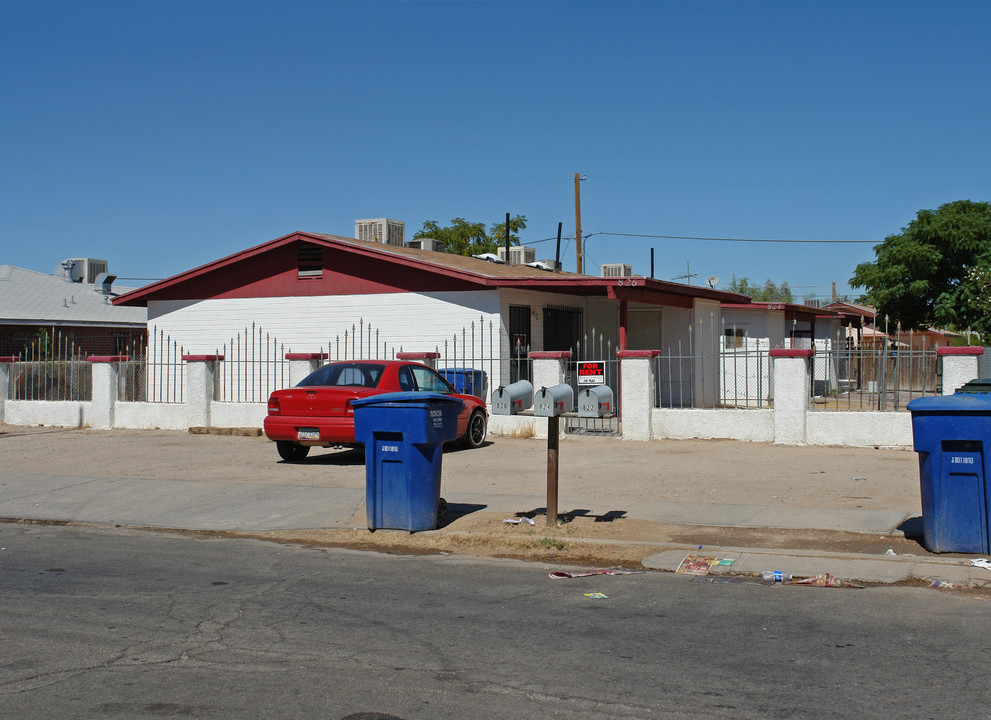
[578,386,614,418]
[534,384,574,417]
[492,380,533,415]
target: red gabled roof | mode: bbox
[114,231,751,307]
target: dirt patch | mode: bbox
[168,510,935,570]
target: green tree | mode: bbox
[850,200,991,333]
[727,276,794,302]
[413,215,527,256]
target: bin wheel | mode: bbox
[437,497,448,528]
[277,441,310,462]
[463,409,487,449]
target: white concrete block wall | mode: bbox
[652,408,774,442]
[618,351,657,441]
[0,347,958,450]
[4,401,91,427]
[114,402,187,430]
[770,349,812,445]
[938,347,983,395]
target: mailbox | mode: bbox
[578,386,613,418]
[491,380,533,415]
[534,384,574,417]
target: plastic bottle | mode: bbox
[762,570,792,582]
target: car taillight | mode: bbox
[268,396,281,415]
[345,399,353,416]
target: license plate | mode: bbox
[297,429,320,440]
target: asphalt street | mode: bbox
[2,523,990,720]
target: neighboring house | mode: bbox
[821,301,959,349]
[720,301,846,348]
[113,231,748,395]
[0,262,147,357]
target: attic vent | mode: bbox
[601,263,633,278]
[297,245,323,278]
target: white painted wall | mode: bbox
[652,408,774,442]
[806,411,912,448]
[4,401,91,427]
[147,291,502,358]
[114,402,187,430]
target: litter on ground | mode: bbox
[676,554,735,575]
[549,568,643,579]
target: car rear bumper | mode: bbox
[263,415,356,445]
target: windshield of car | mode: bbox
[297,363,385,388]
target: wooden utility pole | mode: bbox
[574,172,583,274]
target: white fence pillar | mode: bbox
[183,354,222,428]
[938,346,984,395]
[618,350,659,441]
[88,355,126,429]
[770,348,812,445]
[396,351,440,370]
[529,351,570,440]
[286,352,328,386]
[0,355,17,424]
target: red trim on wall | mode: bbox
[0,355,21,362]
[182,354,225,362]
[285,352,329,360]
[937,346,984,356]
[529,351,572,360]
[87,355,130,363]
[616,350,660,358]
[769,348,814,358]
[396,352,441,360]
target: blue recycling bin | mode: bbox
[907,387,991,554]
[439,368,487,398]
[352,392,465,532]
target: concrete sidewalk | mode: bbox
[1,425,989,588]
[1,470,988,588]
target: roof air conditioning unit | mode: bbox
[497,246,536,265]
[406,237,446,253]
[355,218,405,247]
[601,263,633,278]
[804,299,821,308]
[59,258,109,283]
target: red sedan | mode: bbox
[264,360,488,461]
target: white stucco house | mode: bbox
[114,231,750,395]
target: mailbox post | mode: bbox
[534,383,574,526]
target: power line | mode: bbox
[595,232,874,244]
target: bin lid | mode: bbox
[956,378,991,394]
[907,393,991,412]
[350,391,465,408]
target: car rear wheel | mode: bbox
[277,441,311,462]
[463,410,487,449]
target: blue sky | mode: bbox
[3,1,990,299]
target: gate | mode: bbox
[564,328,621,436]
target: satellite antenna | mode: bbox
[706,275,719,288]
